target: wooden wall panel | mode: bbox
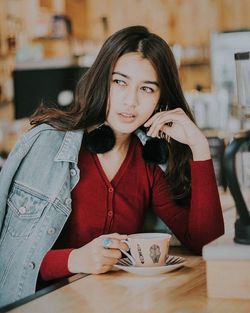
[106,0,168,40]
[84,0,110,41]
[65,0,87,39]
[71,0,249,90]
[219,0,250,31]
[77,0,250,44]
[165,0,220,45]
[179,64,211,90]
[80,0,169,42]
[40,0,54,11]
[37,0,250,43]
[0,0,7,56]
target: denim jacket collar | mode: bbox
[54,129,84,164]
[54,128,146,164]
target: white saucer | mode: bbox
[114,255,186,276]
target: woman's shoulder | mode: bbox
[9,123,83,163]
[4,123,64,159]
[23,124,83,158]
[23,123,65,143]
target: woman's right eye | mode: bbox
[113,79,126,86]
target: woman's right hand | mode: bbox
[68,233,128,274]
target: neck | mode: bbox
[98,132,131,158]
[96,132,132,181]
[114,133,131,152]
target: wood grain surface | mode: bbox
[7,250,250,313]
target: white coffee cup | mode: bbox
[121,233,171,267]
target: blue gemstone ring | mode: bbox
[103,238,112,249]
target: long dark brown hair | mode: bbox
[30,25,195,202]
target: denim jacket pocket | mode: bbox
[5,184,49,238]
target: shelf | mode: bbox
[180,59,209,67]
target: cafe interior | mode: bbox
[0,0,250,312]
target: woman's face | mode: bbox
[107,52,160,135]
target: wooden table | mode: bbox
[3,246,250,313]
[1,189,249,312]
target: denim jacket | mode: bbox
[0,122,160,306]
[0,123,84,306]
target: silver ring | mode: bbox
[103,238,112,249]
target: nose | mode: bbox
[124,87,138,107]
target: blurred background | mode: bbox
[0,0,250,189]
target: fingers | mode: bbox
[100,233,128,241]
[98,264,113,274]
[100,233,128,251]
[90,247,121,274]
[147,116,174,138]
[92,264,113,275]
[103,245,123,259]
[144,108,188,138]
[102,238,128,252]
[69,234,129,275]
[97,233,129,263]
[92,237,125,273]
[144,108,183,128]
[144,112,169,131]
[102,255,121,265]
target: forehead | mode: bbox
[113,52,158,80]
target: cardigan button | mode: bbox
[108,187,113,193]
[108,211,113,217]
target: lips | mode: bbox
[117,112,137,124]
[119,112,136,118]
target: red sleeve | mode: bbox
[152,159,224,255]
[39,248,74,281]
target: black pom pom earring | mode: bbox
[142,136,169,164]
[82,124,116,154]
[142,104,172,164]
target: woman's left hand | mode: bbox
[144,108,211,161]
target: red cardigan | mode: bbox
[40,135,224,281]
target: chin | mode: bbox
[115,128,135,135]
[109,123,137,135]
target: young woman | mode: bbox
[0,25,224,306]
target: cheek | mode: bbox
[107,89,116,115]
[137,106,155,126]
[140,98,158,115]
[140,92,160,107]
[138,98,159,122]
[108,87,122,109]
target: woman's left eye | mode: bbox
[141,86,154,93]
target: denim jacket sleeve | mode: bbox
[0,123,84,307]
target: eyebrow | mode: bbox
[112,71,159,87]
